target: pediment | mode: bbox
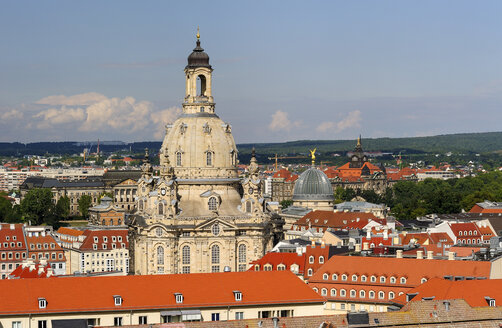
[116,178,137,186]
[200,190,221,199]
[195,217,238,231]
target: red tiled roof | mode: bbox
[393,278,502,307]
[56,227,84,237]
[0,223,26,251]
[294,211,377,230]
[310,256,492,287]
[449,246,482,257]
[401,233,431,246]
[9,262,54,279]
[249,252,305,273]
[449,222,480,237]
[0,271,323,315]
[428,232,453,245]
[80,229,129,251]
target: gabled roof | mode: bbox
[56,227,84,237]
[0,223,26,251]
[9,262,53,279]
[393,278,502,307]
[449,222,480,236]
[0,271,323,315]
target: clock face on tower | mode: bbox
[161,188,166,196]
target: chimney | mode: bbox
[40,257,48,267]
[46,267,53,277]
[355,243,361,252]
[311,240,315,248]
[427,251,434,259]
[417,250,423,259]
[448,251,456,261]
[10,224,15,230]
[38,265,45,275]
[383,229,389,240]
[363,242,369,251]
[321,241,325,248]
[396,250,403,259]
[29,260,36,272]
[366,229,371,239]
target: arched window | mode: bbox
[389,292,395,299]
[400,277,407,284]
[459,231,462,236]
[464,230,467,236]
[469,230,472,235]
[359,290,366,298]
[378,291,385,299]
[340,289,346,297]
[307,268,313,276]
[350,289,356,298]
[312,287,318,293]
[157,246,164,265]
[369,291,375,299]
[321,288,327,296]
[238,244,246,263]
[211,245,220,264]
[158,203,164,215]
[332,274,338,280]
[176,152,182,166]
[390,276,396,284]
[361,275,367,282]
[421,277,427,284]
[341,274,348,281]
[352,274,358,282]
[319,256,324,264]
[474,230,478,235]
[380,276,386,283]
[206,151,213,166]
[182,245,190,265]
[309,256,314,264]
[245,201,252,213]
[139,200,143,210]
[370,275,377,283]
[197,74,206,96]
[331,288,337,296]
[208,197,218,211]
[323,273,329,280]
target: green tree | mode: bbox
[0,196,13,222]
[280,199,293,209]
[54,196,70,219]
[78,195,93,218]
[20,188,55,225]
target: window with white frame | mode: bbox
[340,289,346,297]
[390,276,396,283]
[114,295,122,306]
[352,274,358,281]
[307,268,313,276]
[389,292,395,299]
[361,275,367,282]
[12,322,22,328]
[309,256,314,264]
[378,291,385,299]
[369,291,375,299]
[38,298,47,309]
[350,289,356,298]
[400,277,407,284]
[331,288,336,296]
[370,275,376,283]
[421,277,427,284]
[341,274,347,281]
[380,276,386,283]
[175,293,183,303]
[139,316,147,324]
[321,288,327,296]
[114,317,122,326]
[323,273,329,280]
[234,291,242,301]
[332,273,338,280]
[319,256,324,264]
[359,290,366,298]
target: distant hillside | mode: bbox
[1,131,501,158]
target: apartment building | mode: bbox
[0,223,27,279]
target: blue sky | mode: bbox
[1,1,501,143]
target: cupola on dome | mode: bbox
[293,167,333,201]
[187,39,211,69]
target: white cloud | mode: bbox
[79,96,152,132]
[34,106,85,126]
[35,92,107,106]
[1,109,24,121]
[268,110,301,131]
[317,110,361,133]
[150,107,182,138]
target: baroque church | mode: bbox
[128,33,282,275]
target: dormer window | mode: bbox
[175,293,183,304]
[103,237,108,242]
[114,295,122,306]
[38,298,47,309]
[93,237,98,243]
[233,291,242,301]
[485,297,496,307]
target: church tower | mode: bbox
[349,135,368,168]
[131,31,278,276]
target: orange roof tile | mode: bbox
[294,211,377,230]
[0,271,323,315]
[249,252,305,273]
[80,229,129,251]
[56,227,84,237]
[393,278,502,307]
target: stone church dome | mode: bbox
[292,167,334,201]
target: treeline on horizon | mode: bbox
[1,131,502,158]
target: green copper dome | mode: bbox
[292,167,334,201]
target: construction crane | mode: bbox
[268,154,308,171]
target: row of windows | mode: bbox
[2,242,23,248]
[308,255,324,264]
[29,243,56,250]
[156,244,248,268]
[174,150,237,167]
[459,238,481,244]
[0,252,26,260]
[93,236,125,243]
[92,243,126,250]
[458,230,477,236]
[321,273,411,284]
[313,287,402,300]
